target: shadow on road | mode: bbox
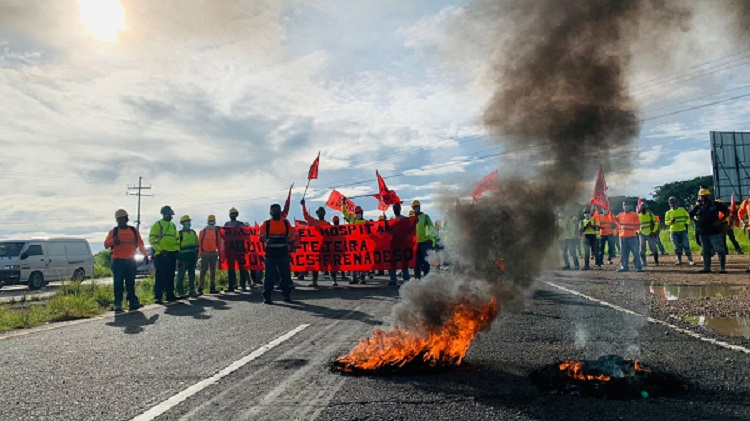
[378,362,747,421]
[163,297,230,320]
[106,312,160,334]
[278,300,383,326]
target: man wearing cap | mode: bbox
[149,205,180,304]
[224,207,251,292]
[342,198,368,284]
[388,202,411,285]
[665,196,694,266]
[199,215,220,294]
[301,198,334,287]
[690,188,730,273]
[260,203,296,304]
[176,215,199,298]
[412,199,434,280]
[104,209,147,311]
[638,202,660,267]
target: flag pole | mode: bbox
[302,179,311,201]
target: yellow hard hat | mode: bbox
[698,188,710,197]
[115,209,128,218]
[409,210,415,216]
[229,207,239,215]
[378,215,385,221]
[435,220,441,228]
[716,199,724,204]
[207,214,216,222]
[411,199,421,207]
[180,215,191,224]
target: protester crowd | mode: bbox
[103,199,440,312]
[559,187,750,274]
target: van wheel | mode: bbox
[72,268,85,282]
[28,272,44,290]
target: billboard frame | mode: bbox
[710,131,750,203]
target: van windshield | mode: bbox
[0,242,26,258]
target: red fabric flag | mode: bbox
[589,168,610,211]
[326,189,357,214]
[307,152,320,180]
[282,183,294,219]
[472,170,500,202]
[637,197,644,209]
[374,170,401,210]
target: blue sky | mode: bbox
[1,0,749,251]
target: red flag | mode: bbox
[282,183,294,219]
[589,168,610,211]
[307,152,320,180]
[326,189,357,214]
[374,170,401,211]
[637,197,643,209]
[472,170,499,202]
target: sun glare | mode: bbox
[78,0,127,42]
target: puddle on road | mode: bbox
[645,284,749,301]
[679,316,750,339]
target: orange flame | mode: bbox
[559,360,611,382]
[558,358,650,382]
[334,297,498,373]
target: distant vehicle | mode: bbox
[0,239,94,290]
[136,246,155,277]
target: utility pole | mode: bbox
[127,177,153,230]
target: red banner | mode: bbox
[218,219,417,272]
[472,170,499,201]
[326,189,357,214]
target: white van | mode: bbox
[0,239,94,290]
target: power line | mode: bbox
[630,49,750,88]
[127,176,153,230]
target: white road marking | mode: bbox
[544,281,750,355]
[130,323,310,421]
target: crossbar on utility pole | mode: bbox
[127,176,153,230]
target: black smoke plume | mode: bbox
[393,0,695,329]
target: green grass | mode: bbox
[657,227,749,255]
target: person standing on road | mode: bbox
[388,202,411,285]
[224,207,250,292]
[176,215,199,299]
[342,199,368,284]
[579,210,601,271]
[690,189,730,273]
[104,209,147,312]
[665,197,695,266]
[560,214,580,270]
[411,199,434,280]
[301,198,333,287]
[260,203,296,304]
[198,215,220,294]
[638,203,660,268]
[615,202,642,273]
[596,208,617,265]
[149,205,180,304]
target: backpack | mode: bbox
[112,226,138,249]
[265,219,291,242]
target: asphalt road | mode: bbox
[1,274,749,421]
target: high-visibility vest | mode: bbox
[616,212,640,238]
[179,229,199,259]
[638,211,657,235]
[199,227,220,253]
[665,207,690,232]
[579,218,600,237]
[598,213,616,236]
[149,220,180,253]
